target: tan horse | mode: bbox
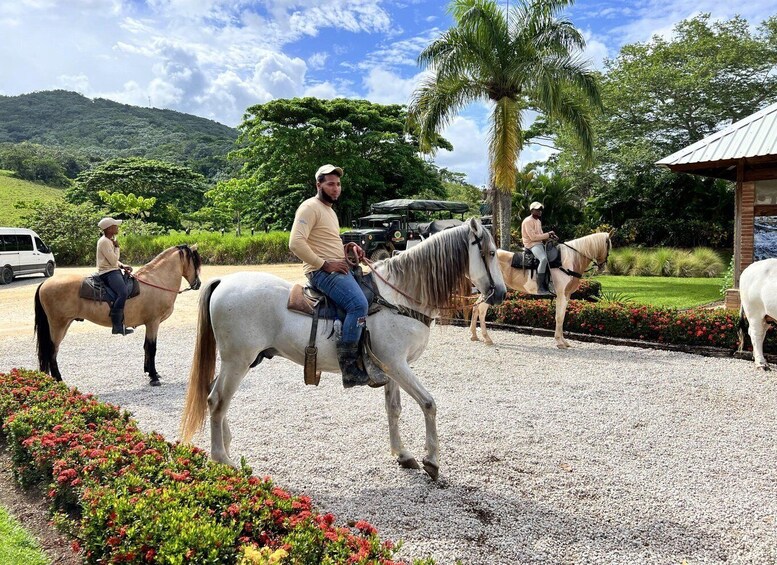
[34,245,201,385]
[469,232,611,348]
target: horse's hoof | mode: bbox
[397,455,420,470]
[756,364,771,371]
[149,377,161,387]
[484,339,493,346]
[422,458,439,481]
[470,336,479,342]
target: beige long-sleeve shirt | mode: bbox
[289,197,345,274]
[96,236,123,274]
[521,216,549,249]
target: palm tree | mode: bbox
[409,0,601,248]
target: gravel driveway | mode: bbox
[0,268,775,564]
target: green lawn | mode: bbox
[594,275,724,309]
[0,506,48,565]
[0,170,64,226]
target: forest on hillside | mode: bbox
[0,90,237,179]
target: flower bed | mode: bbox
[0,369,434,565]
[490,298,777,353]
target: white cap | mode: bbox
[315,164,343,180]
[529,201,544,211]
[97,217,123,230]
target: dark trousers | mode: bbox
[100,269,128,311]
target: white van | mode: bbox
[0,228,56,284]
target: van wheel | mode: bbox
[44,261,55,277]
[0,266,13,285]
[370,248,391,262]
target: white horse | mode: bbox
[180,219,506,480]
[737,258,777,370]
[469,232,611,348]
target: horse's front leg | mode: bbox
[384,381,420,470]
[389,363,439,480]
[478,302,493,346]
[748,318,771,370]
[469,301,480,341]
[554,295,571,348]
[143,320,162,385]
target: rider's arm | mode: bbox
[97,237,120,269]
[289,205,326,270]
[521,218,549,245]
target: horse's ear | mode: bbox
[191,243,199,251]
[608,228,617,238]
[469,217,479,232]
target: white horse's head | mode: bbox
[466,218,506,305]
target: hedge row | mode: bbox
[0,369,434,565]
[489,297,777,353]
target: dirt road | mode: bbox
[0,264,306,340]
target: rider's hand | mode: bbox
[322,260,349,274]
[548,231,557,239]
[353,245,365,263]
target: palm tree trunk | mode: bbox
[497,189,512,249]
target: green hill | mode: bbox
[0,90,238,179]
[0,170,64,226]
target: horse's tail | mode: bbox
[737,304,748,353]
[34,284,55,377]
[180,278,221,443]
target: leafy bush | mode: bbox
[20,200,105,265]
[0,369,433,565]
[490,298,777,352]
[122,231,297,265]
[606,247,725,278]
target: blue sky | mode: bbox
[1,0,775,186]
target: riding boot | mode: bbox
[536,271,554,296]
[110,308,134,336]
[336,342,370,388]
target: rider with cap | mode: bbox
[289,164,370,388]
[96,217,134,335]
[521,202,556,296]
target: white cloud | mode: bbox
[307,52,328,70]
[433,115,490,187]
[363,67,421,105]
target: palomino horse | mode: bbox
[34,245,202,384]
[737,258,777,370]
[469,232,611,348]
[180,219,506,480]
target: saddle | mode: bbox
[510,240,562,271]
[79,272,140,303]
[286,268,393,388]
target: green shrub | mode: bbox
[0,369,431,565]
[607,247,725,278]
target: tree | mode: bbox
[0,142,87,187]
[231,97,449,229]
[409,0,601,248]
[548,14,777,246]
[21,200,105,265]
[204,178,258,235]
[98,191,157,220]
[67,157,207,230]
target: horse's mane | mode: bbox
[563,232,610,263]
[379,223,483,309]
[140,245,201,273]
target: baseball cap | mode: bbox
[98,217,123,230]
[315,164,343,180]
[529,201,544,211]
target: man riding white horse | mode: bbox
[521,201,556,296]
[289,164,370,388]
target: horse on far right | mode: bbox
[737,258,777,370]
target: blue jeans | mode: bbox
[100,269,128,311]
[530,244,548,274]
[308,269,367,344]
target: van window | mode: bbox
[14,235,34,251]
[34,237,50,254]
[0,235,10,252]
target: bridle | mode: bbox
[131,252,202,294]
[471,229,497,301]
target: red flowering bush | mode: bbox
[490,298,777,352]
[0,369,435,565]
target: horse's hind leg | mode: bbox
[384,381,419,470]
[208,358,251,466]
[748,318,770,370]
[50,318,73,381]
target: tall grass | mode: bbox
[121,230,297,264]
[0,170,64,226]
[607,247,725,278]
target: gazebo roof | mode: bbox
[656,102,777,181]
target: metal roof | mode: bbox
[656,102,777,169]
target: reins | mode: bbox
[132,275,195,294]
[559,240,606,274]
